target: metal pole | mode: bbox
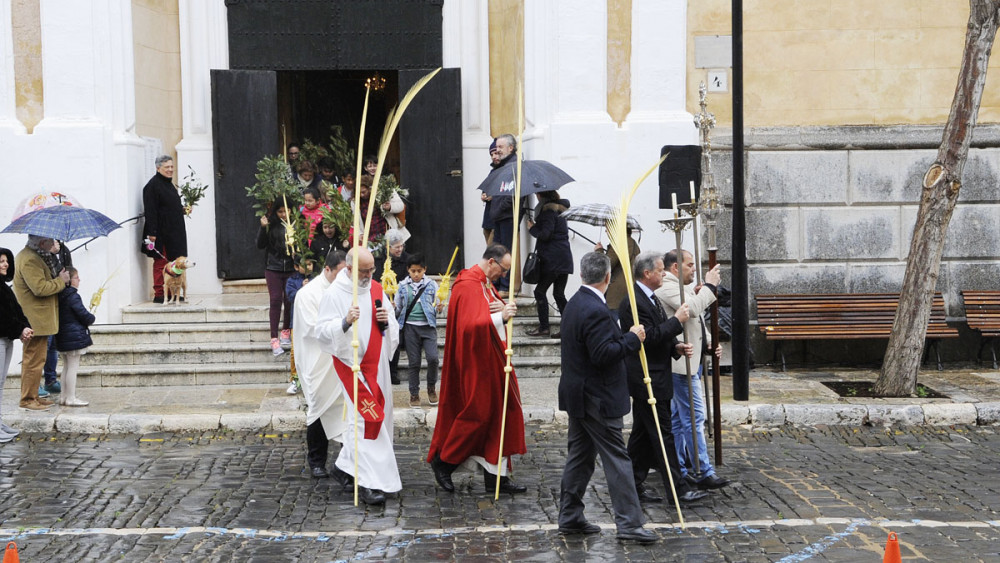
[731,0,749,401]
[672,219,699,476]
[695,81,724,466]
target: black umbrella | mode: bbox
[476,158,575,197]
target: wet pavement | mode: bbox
[2,423,1000,561]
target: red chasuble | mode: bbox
[331,282,386,440]
[427,266,526,466]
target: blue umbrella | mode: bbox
[1,205,120,241]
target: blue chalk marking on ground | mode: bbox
[775,520,869,563]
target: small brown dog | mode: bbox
[163,256,195,304]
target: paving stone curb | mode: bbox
[6,401,1000,434]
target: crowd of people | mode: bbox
[0,141,727,544]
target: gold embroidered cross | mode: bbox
[360,398,378,418]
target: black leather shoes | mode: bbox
[497,477,527,494]
[696,474,731,490]
[525,327,550,337]
[635,484,663,503]
[483,469,527,494]
[311,466,329,479]
[678,490,709,504]
[616,527,657,544]
[359,486,385,505]
[331,467,353,488]
[558,522,601,535]
[431,455,455,492]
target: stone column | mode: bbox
[0,0,24,131]
[446,0,496,263]
[628,0,690,125]
[175,0,228,293]
[548,0,611,125]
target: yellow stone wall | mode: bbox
[488,0,524,137]
[688,0,1000,127]
[12,0,43,133]
[132,0,183,157]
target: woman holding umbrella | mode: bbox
[525,191,573,338]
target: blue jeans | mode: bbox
[43,335,58,385]
[671,367,714,480]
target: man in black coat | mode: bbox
[142,155,188,304]
[556,251,656,544]
[618,251,708,507]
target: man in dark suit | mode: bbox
[619,251,709,507]
[557,251,656,544]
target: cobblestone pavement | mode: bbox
[2,424,1000,562]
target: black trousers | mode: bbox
[626,373,693,498]
[533,271,568,331]
[307,419,329,469]
[559,395,644,532]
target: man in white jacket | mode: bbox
[655,249,730,491]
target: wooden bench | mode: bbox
[962,290,1000,369]
[756,293,959,371]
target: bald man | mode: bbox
[315,247,401,505]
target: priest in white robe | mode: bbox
[293,249,348,481]
[316,247,401,505]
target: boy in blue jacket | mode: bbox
[394,254,440,408]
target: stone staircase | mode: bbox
[6,289,564,389]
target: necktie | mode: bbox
[651,294,667,321]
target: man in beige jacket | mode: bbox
[655,249,729,491]
[13,236,70,410]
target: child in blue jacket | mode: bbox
[394,253,440,408]
[56,267,94,407]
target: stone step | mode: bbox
[122,303,269,324]
[122,295,548,324]
[4,362,290,389]
[81,341,284,366]
[81,333,562,366]
[4,353,560,389]
[222,279,268,294]
[90,323,272,346]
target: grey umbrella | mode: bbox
[476,158,575,197]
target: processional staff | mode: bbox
[660,195,699,476]
[694,81,724,466]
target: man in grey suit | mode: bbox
[557,251,656,544]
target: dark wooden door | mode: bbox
[211,69,279,279]
[398,68,463,274]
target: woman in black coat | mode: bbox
[526,191,574,337]
[142,155,188,303]
[1,247,33,439]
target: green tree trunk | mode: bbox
[875,0,1000,396]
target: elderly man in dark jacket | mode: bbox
[556,251,656,544]
[142,155,188,304]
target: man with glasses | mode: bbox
[315,247,401,506]
[427,244,528,494]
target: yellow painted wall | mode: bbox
[132,0,182,156]
[12,0,43,133]
[488,0,524,137]
[688,0,1000,127]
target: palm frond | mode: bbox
[363,68,441,243]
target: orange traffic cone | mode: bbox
[3,541,19,563]
[882,531,901,563]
